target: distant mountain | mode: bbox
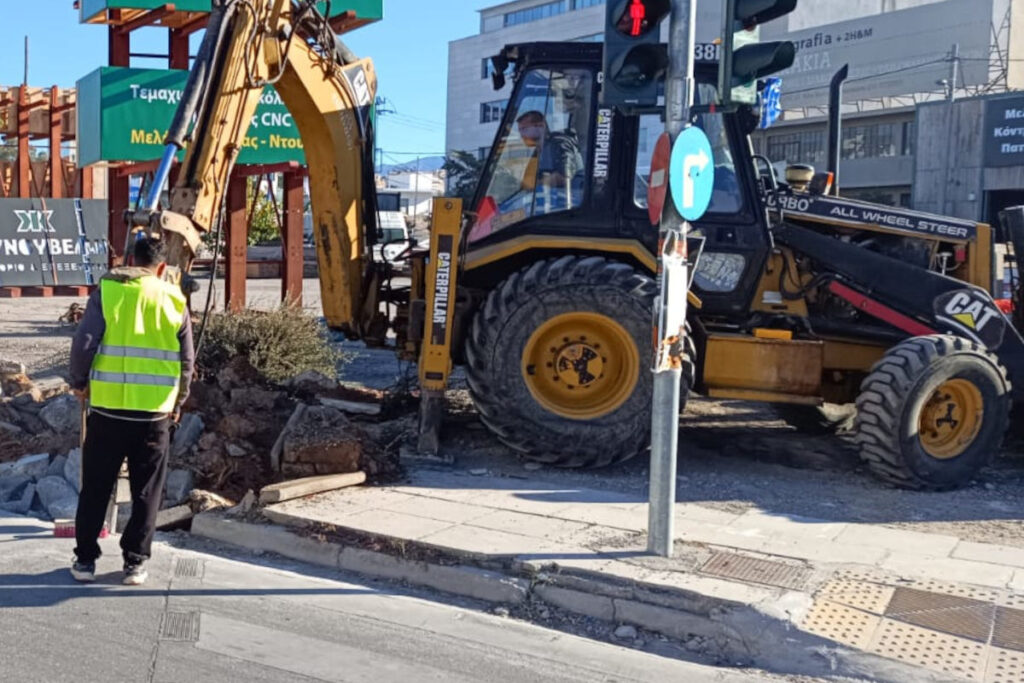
[378,155,446,175]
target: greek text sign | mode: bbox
[77,67,306,167]
[983,96,1024,168]
[0,199,109,287]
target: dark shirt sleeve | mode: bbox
[69,289,105,391]
[176,311,195,411]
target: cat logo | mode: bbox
[934,289,1006,348]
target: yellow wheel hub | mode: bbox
[522,312,639,420]
[918,379,984,459]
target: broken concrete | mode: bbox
[171,413,204,458]
[165,469,194,506]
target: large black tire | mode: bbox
[854,335,1011,490]
[465,256,673,468]
[774,403,857,435]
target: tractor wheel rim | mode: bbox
[522,312,639,420]
[918,378,984,460]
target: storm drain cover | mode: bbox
[174,557,203,579]
[160,611,200,641]
[994,606,1024,652]
[699,552,809,590]
[886,586,985,615]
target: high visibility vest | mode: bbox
[89,276,186,413]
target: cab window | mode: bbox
[468,68,593,242]
[633,84,743,215]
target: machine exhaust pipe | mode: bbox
[826,64,849,196]
[999,206,1024,328]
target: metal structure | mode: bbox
[84,3,315,309]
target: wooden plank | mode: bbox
[259,472,367,506]
[225,174,247,312]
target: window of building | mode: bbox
[842,122,897,160]
[478,146,491,161]
[572,32,604,41]
[765,129,826,167]
[482,57,515,80]
[504,1,566,27]
[480,99,508,124]
[901,121,916,156]
[571,0,603,9]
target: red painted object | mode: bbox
[828,280,937,337]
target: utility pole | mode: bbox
[939,43,959,215]
[648,0,696,558]
[23,36,28,85]
[412,155,421,223]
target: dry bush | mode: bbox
[197,306,342,384]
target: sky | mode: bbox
[0,1,482,160]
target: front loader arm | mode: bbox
[134,0,378,336]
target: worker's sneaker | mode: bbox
[70,558,96,583]
[122,560,148,586]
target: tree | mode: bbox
[247,176,281,245]
[442,150,485,202]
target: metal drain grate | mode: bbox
[160,611,200,641]
[699,552,810,590]
[818,579,895,615]
[896,604,996,643]
[994,606,1024,652]
[986,647,1024,682]
[868,619,987,680]
[886,586,985,615]
[174,557,202,579]
[800,598,880,650]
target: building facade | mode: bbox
[447,0,1023,221]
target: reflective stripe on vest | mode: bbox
[89,276,186,413]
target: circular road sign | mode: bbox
[669,125,715,222]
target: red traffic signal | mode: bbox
[612,0,669,38]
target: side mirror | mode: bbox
[491,55,509,91]
[736,104,759,136]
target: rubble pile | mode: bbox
[0,348,404,523]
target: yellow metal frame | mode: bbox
[419,199,462,392]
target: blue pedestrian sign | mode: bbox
[669,126,714,222]
[759,77,783,129]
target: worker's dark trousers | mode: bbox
[74,411,171,564]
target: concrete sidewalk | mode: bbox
[191,467,1024,682]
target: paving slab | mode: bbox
[952,540,1024,569]
[335,509,455,541]
[377,496,494,524]
[728,510,847,541]
[881,552,1016,589]
[467,509,591,542]
[836,524,960,556]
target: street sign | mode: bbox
[669,125,714,222]
[647,132,672,225]
[759,77,782,129]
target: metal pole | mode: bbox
[413,155,421,223]
[648,0,696,558]
[939,43,959,215]
[23,36,28,85]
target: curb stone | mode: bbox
[190,511,934,681]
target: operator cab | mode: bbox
[464,42,770,319]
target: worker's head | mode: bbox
[516,110,547,147]
[133,235,167,272]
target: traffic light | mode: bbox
[718,0,797,107]
[602,0,671,109]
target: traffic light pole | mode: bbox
[648,0,697,558]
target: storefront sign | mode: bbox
[0,199,109,287]
[77,67,305,167]
[983,95,1024,168]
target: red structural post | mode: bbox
[226,175,248,312]
[107,26,131,265]
[169,29,189,70]
[49,88,62,198]
[17,86,30,198]
[282,171,304,305]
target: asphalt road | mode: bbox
[0,511,763,683]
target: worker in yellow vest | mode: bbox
[68,236,194,585]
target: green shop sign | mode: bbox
[77,66,307,167]
[80,1,383,23]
